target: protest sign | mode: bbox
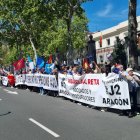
[15,74,58,91]
[58,73,131,110]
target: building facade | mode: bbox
[90,16,140,64]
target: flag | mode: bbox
[99,32,103,47]
[13,58,25,71]
[87,55,94,63]
[27,56,32,62]
[45,63,53,74]
[83,58,90,69]
[48,54,53,64]
[36,57,45,69]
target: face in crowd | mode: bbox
[128,70,133,76]
[72,66,77,73]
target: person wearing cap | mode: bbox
[124,68,140,117]
[113,65,138,117]
[112,64,129,116]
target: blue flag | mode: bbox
[112,67,120,74]
[45,63,52,74]
[36,57,45,69]
[87,55,94,63]
[27,56,32,62]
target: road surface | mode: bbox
[0,86,140,140]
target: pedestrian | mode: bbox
[7,72,15,88]
[125,68,140,117]
[112,64,128,116]
[38,70,44,95]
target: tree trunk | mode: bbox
[66,20,73,66]
[128,0,138,68]
[29,36,37,64]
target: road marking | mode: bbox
[29,118,60,138]
[3,89,18,94]
[3,89,9,92]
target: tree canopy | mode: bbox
[111,38,127,69]
[0,0,91,65]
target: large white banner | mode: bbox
[15,74,58,91]
[58,73,131,110]
[58,73,103,106]
[101,73,130,110]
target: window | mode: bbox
[116,36,119,42]
[107,39,110,45]
[99,55,103,63]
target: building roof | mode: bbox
[89,16,140,40]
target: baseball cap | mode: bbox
[126,68,133,72]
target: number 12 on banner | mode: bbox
[106,84,121,95]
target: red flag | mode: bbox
[83,58,90,69]
[13,58,25,71]
[99,33,102,47]
[48,54,53,64]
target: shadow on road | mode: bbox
[0,111,11,117]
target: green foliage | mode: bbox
[0,0,91,65]
[0,0,52,47]
[112,39,127,68]
[0,45,17,65]
[39,19,67,57]
[39,13,88,57]
[71,13,88,49]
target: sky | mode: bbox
[82,0,140,32]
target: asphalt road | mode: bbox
[0,86,140,140]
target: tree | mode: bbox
[54,0,92,65]
[128,0,138,68]
[0,0,54,62]
[112,38,127,69]
[39,13,88,62]
[0,45,17,65]
[0,0,90,66]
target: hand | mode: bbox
[121,73,126,77]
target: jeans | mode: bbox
[39,87,44,95]
[129,90,137,113]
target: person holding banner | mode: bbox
[7,72,15,88]
[112,64,129,116]
[38,70,44,95]
[114,65,140,117]
[125,68,140,117]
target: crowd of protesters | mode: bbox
[0,59,140,118]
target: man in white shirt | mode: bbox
[123,68,140,117]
